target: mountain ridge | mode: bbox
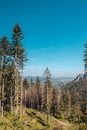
[73,72,87,82]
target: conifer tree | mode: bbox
[43,67,52,124]
[0,36,10,117]
[35,76,41,111]
[30,79,35,109]
[0,24,27,117]
[23,78,29,90]
[11,24,26,115]
[51,87,58,114]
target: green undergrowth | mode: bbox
[0,108,86,130]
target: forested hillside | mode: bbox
[61,79,87,123]
[0,24,87,130]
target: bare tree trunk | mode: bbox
[41,87,44,111]
[1,103,3,117]
[24,90,27,110]
[30,84,32,109]
[0,84,2,116]
[2,79,4,117]
[15,62,19,114]
[10,86,13,114]
[47,81,50,124]
[20,70,23,120]
[14,45,19,114]
[37,93,39,111]
[16,67,19,114]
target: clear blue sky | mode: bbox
[0,0,87,77]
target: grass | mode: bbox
[0,108,86,130]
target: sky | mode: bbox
[0,0,87,77]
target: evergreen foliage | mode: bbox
[0,24,87,129]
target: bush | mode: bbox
[54,112,65,120]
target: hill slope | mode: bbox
[0,108,72,130]
[62,78,87,125]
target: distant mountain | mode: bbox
[62,75,87,122]
[24,76,74,87]
[73,72,87,82]
[62,72,87,92]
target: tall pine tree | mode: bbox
[43,67,52,124]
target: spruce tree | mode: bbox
[0,36,10,117]
[43,67,52,124]
[11,24,26,115]
[35,76,41,111]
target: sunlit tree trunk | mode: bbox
[43,67,51,124]
[15,58,19,114]
[0,80,2,116]
[46,79,50,124]
[10,86,13,114]
[20,70,23,120]
[1,79,4,117]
